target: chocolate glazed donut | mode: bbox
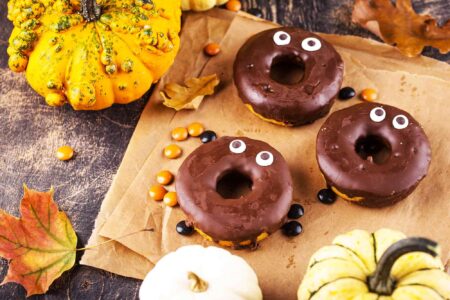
[176,136,293,248]
[316,103,431,207]
[233,27,344,126]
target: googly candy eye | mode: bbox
[370,107,386,122]
[229,139,246,154]
[273,31,291,46]
[301,37,322,52]
[393,115,409,129]
[256,151,274,167]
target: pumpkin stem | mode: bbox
[81,0,101,22]
[188,272,208,293]
[367,237,439,295]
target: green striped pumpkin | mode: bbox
[298,229,450,300]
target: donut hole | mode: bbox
[355,135,392,165]
[270,54,305,85]
[216,170,253,199]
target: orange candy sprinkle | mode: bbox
[226,0,242,12]
[156,170,174,185]
[204,43,221,56]
[164,144,182,159]
[171,127,188,141]
[163,192,178,207]
[56,145,74,161]
[187,122,205,137]
[149,185,167,201]
[361,88,378,102]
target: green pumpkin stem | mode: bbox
[188,271,209,293]
[367,237,439,295]
[81,0,101,22]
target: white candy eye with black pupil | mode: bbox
[229,139,246,154]
[256,151,274,167]
[273,31,291,46]
[301,37,321,51]
[393,115,409,129]
[370,107,386,122]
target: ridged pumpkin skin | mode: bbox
[7,0,181,110]
[181,0,228,11]
[298,229,450,300]
[139,245,263,300]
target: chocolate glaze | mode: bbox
[176,136,293,242]
[316,103,431,207]
[233,27,344,126]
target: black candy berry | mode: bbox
[282,221,303,237]
[247,8,263,18]
[317,188,337,204]
[176,220,194,236]
[338,87,356,100]
[287,203,304,219]
[200,130,217,144]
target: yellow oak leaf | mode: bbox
[352,0,450,57]
[161,74,220,111]
[0,186,77,296]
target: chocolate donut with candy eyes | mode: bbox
[316,103,431,207]
[233,27,344,126]
[176,136,293,248]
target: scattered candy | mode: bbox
[176,220,194,236]
[204,43,221,57]
[199,130,217,144]
[226,0,242,12]
[149,185,167,201]
[361,88,378,102]
[163,192,178,207]
[164,144,182,159]
[171,127,188,141]
[187,122,205,137]
[287,204,304,219]
[338,87,356,100]
[56,145,74,161]
[247,8,263,18]
[156,170,174,185]
[282,221,303,237]
[317,188,337,204]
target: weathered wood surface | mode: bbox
[0,1,448,299]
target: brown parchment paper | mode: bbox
[81,9,450,300]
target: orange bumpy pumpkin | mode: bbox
[181,0,228,11]
[7,0,181,110]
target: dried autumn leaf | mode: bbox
[0,186,77,296]
[161,74,220,111]
[352,0,450,57]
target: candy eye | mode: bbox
[370,107,386,122]
[256,151,274,167]
[273,31,291,46]
[393,115,409,129]
[301,37,321,51]
[229,139,246,154]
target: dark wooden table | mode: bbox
[0,1,448,299]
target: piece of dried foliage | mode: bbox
[0,186,77,296]
[352,0,450,57]
[161,74,220,111]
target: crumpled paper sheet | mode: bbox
[81,9,450,299]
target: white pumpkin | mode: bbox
[139,245,263,300]
[181,0,228,11]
